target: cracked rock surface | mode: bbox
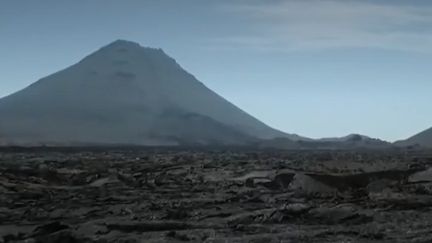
[1,148,432,242]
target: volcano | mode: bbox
[0,40,301,146]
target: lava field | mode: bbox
[1,148,432,242]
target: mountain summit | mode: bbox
[0,40,300,146]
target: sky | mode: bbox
[1,0,431,141]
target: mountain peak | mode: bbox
[79,40,171,69]
[101,39,164,53]
[106,39,141,48]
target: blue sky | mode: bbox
[1,0,431,141]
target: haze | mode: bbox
[1,0,432,141]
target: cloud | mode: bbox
[214,0,432,52]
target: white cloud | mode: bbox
[215,0,432,52]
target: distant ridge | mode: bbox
[259,133,393,150]
[0,40,305,146]
[395,127,432,148]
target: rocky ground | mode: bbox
[1,147,432,243]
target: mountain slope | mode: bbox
[0,40,299,146]
[395,127,432,148]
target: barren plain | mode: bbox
[1,147,432,242]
